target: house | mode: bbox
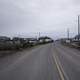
[71,34,80,46]
[12,37,25,44]
[38,36,53,44]
[74,34,80,41]
[0,36,10,42]
[0,36,14,50]
[60,38,72,44]
[26,38,38,45]
[0,36,12,45]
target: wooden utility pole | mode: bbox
[67,28,69,39]
[39,32,40,38]
[78,15,80,35]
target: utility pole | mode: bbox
[67,28,69,39]
[39,32,40,38]
[78,15,80,35]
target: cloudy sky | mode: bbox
[0,0,80,39]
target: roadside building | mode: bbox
[12,37,24,44]
[38,36,53,44]
[0,36,10,42]
[72,34,80,46]
[61,38,72,44]
[26,38,38,45]
[74,34,80,41]
[0,36,14,50]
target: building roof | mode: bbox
[0,36,10,41]
[39,36,51,40]
[75,34,80,39]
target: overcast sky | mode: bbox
[0,0,80,39]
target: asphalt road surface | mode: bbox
[0,42,80,80]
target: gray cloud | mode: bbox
[0,0,80,38]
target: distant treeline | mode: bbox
[0,36,54,50]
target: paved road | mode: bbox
[0,43,80,80]
[54,42,80,80]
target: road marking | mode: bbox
[53,52,65,80]
[55,55,69,80]
[52,46,69,80]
